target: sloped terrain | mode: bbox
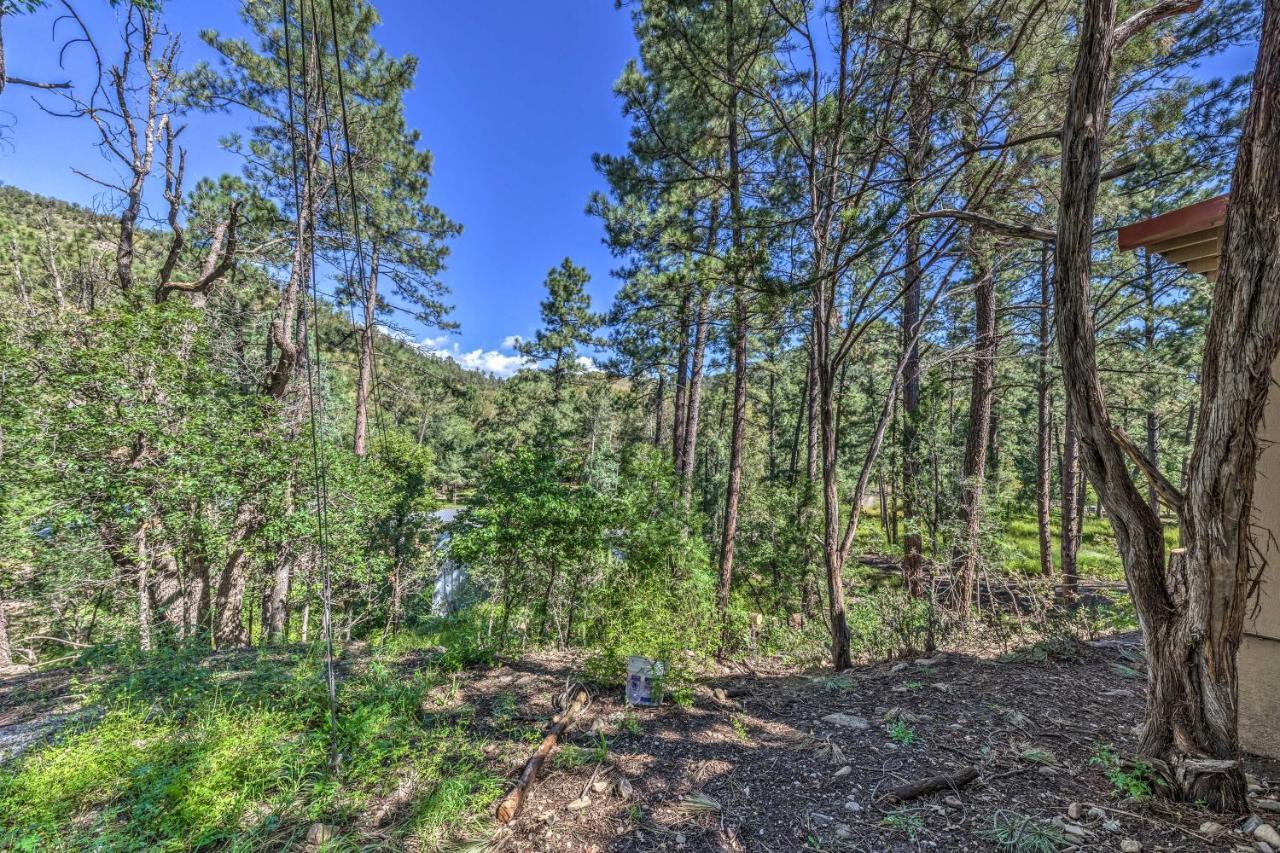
[3,635,1277,851]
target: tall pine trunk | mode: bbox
[716,0,748,638]
[354,245,380,459]
[1036,245,1054,578]
[952,261,995,610]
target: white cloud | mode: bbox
[420,334,531,378]
[501,334,524,349]
[576,355,600,372]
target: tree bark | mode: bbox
[0,590,13,668]
[717,294,748,632]
[672,280,692,470]
[716,0,748,638]
[136,524,153,652]
[1051,0,1277,812]
[680,284,710,507]
[354,244,380,459]
[1037,245,1055,578]
[951,261,996,610]
[214,503,260,648]
[1061,383,1081,599]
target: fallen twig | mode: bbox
[495,683,591,824]
[878,765,980,803]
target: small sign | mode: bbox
[626,655,666,707]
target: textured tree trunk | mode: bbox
[183,517,211,638]
[819,368,852,670]
[150,537,185,640]
[214,503,260,648]
[1037,246,1055,578]
[136,525,153,652]
[806,342,819,482]
[653,372,665,448]
[679,286,709,507]
[1052,0,1277,812]
[264,550,291,644]
[951,262,996,610]
[901,78,926,546]
[672,281,692,469]
[0,591,13,668]
[717,0,747,637]
[1061,392,1081,599]
[717,295,748,630]
[354,245,380,459]
[116,187,142,295]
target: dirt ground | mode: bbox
[3,635,1279,851]
[457,637,1280,852]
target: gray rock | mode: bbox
[307,824,337,845]
[1199,821,1226,837]
[944,796,963,809]
[1119,839,1142,853]
[844,801,863,813]
[1068,802,1083,820]
[822,712,870,730]
[811,812,834,827]
[1255,824,1280,848]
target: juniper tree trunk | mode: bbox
[1052,0,1280,812]
[150,538,185,640]
[214,502,260,648]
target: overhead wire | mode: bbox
[281,0,340,772]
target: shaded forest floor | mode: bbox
[2,628,1279,851]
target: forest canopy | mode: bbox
[0,0,1278,847]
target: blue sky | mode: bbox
[0,1,638,375]
[0,3,1259,376]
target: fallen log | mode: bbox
[495,683,592,823]
[877,765,979,803]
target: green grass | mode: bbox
[0,628,504,851]
[853,503,1174,584]
[1001,511,1179,581]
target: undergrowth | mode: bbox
[0,631,502,851]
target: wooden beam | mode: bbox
[1117,195,1228,251]
[1185,255,1221,275]
[1147,226,1222,255]
[1161,236,1220,264]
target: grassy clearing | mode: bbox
[0,621,504,851]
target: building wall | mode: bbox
[1241,357,1280,758]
